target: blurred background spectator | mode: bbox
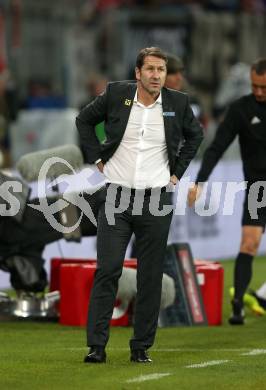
[0,68,18,167]
[79,72,108,109]
[79,72,108,147]
[22,79,67,110]
[165,53,207,128]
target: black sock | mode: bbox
[234,252,254,302]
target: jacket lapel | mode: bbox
[118,83,137,139]
[162,88,174,158]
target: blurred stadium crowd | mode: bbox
[80,0,266,14]
[0,0,266,167]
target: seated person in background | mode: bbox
[165,53,207,128]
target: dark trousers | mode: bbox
[87,185,173,350]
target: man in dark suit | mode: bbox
[76,47,203,363]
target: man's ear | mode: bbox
[135,67,140,81]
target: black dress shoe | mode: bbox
[84,346,106,363]
[228,299,245,325]
[130,349,152,363]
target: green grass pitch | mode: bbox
[1,258,266,390]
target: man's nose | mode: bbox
[152,70,160,78]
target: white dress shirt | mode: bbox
[103,90,170,189]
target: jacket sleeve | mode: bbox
[196,105,238,183]
[75,84,108,164]
[175,96,204,179]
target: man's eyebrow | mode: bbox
[145,65,166,69]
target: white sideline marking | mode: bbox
[185,360,230,368]
[126,373,171,383]
[151,348,245,352]
[241,349,266,356]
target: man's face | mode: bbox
[135,55,167,95]
[165,71,184,91]
[251,70,266,103]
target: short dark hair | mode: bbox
[251,58,266,75]
[136,47,168,69]
[166,54,184,74]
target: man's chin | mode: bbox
[148,87,161,95]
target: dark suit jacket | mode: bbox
[76,81,203,180]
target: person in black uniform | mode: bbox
[77,47,203,363]
[188,58,266,325]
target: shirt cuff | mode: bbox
[95,159,102,164]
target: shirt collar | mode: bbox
[134,89,162,107]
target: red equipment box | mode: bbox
[50,258,223,327]
[51,258,137,327]
[49,258,96,292]
[59,263,95,326]
[195,260,224,325]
